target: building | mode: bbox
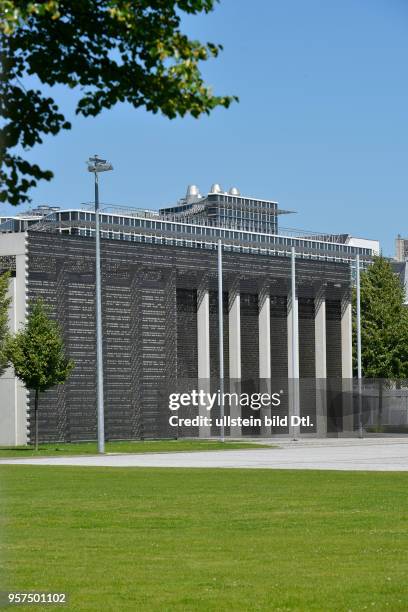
[391,261,408,305]
[0,205,61,233]
[392,235,408,304]
[302,233,380,256]
[395,235,408,262]
[0,186,377,445]
[159,184,294,234]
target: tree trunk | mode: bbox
[35,389,39,452]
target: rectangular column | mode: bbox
[259,291,271,436]
[341,301,353,379]
[197,288,211,437]
[287,250,299,438]
[259,293,271,378]
[315,296,327,437]
[287,301,299,377]
[341,299,354,434]
[287,293,299,435]
[229,290,241,437]
[229,292,241,379]
[0,234,28,446]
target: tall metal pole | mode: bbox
[291,247,296,380]
[356,253,363,438]
[291,246,299,440]
[356,254,362,380]
[95,172,105,453]
[218,238,225,442]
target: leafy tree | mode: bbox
[7,298,74,450]
[0,271,11,374]
[0,0,237,205]
[352,256,408,424]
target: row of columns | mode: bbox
[196,285,353,438]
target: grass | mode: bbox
[367,425,408,434]
[0,439,270,458]
[1,467,408,611]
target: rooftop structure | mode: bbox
[395,235,408,262]
[299,233,380,256]
[0,205,61,233]
[159,184,294,235]
[0,187,377,266]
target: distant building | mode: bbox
[159,184,294,235]
[0,205,61,233]
[345,236,380,255]
[302,233,380,256]
[395,235,408,262]
[391,261,408,305]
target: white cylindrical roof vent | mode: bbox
[186,184,200,198]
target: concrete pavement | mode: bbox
[1,438,408,471]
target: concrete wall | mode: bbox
[0,233,28,445]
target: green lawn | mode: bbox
[0,439,269,458]
[1,468,408,611]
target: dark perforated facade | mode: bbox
[26,231,351,442]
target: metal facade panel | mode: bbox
[269,296,289,433]
[325,299,343,433]
[298,297,317,432]
[25,232,350,441]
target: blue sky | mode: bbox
[6,0,408,255]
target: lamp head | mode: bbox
[87,154,113,173]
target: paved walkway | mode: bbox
[2,438,408,471]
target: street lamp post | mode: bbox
[87,155,113,454]
[290,246,299,441]
[356,253,363,438]
[217,238,225,442]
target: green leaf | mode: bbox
[352,256,408,379]
[7,297,74,392]
[0,0,237,204]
